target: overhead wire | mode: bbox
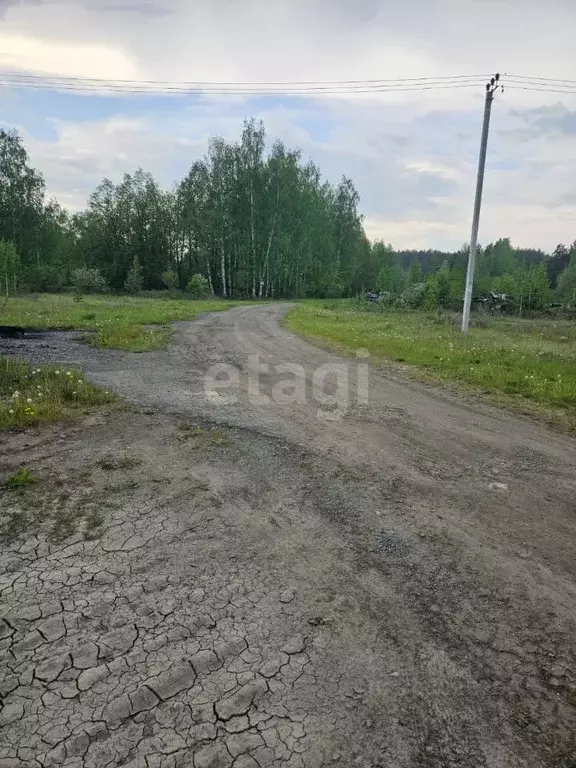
[504,73,576,86]
[0,72,493,86]
[0,70,575,96]
[0,71,490,96]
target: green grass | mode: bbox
[2,467,38,489]
[97,454,143,471]
[178,423,230,447]
[0,293,240,351]
[285,301,576,431]
[0,357,115,429]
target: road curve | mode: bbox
[2,303,576,767]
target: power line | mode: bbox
[506,85,576,94]
[1,69,575,97]
[0,70,492,87]
[0,71,490,96]
[504,73,576,86]
[0,74,490,96]
[0,82,490,95]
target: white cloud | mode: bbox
[364,216,464,249]
[406,161,460,181]
[0,32,138,79]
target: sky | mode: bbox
[0,0,575,252]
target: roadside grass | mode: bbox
[0,357,115,429]
[0,293,240,351]
[285,301,576,432]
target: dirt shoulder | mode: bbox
[1,305,575,768]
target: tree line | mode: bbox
[0,122,370,298]
[373,238,576,312]
[1,123,575,308]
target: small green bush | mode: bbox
[124,256,144,294]
[161,270,178,290]
[187,274,211,298]
[72,267,108,294]
[2,467,37,489]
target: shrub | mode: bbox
[71,267,108,294]
[161,270,178,290]
[398,281,427,308]
[124,256,144,294]
[187,273,211,298]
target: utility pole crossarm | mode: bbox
[461,73,502,333]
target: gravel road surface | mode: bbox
[1,304,575,768]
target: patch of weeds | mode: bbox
[84,508,105,540]
[98,454,143,471]
[178,424,206,449]
[0,357,115,429]
[210,427,229,446]
[178,423,229,448]
[49,504,83,543]
[2,467,38,489]
[103,480,139,493]
[0,478,114,546]
[179,424,206,439]
[0,500,50,543]
[0,510,30,543]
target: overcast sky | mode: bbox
[0,0,575,251]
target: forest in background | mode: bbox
[1,122,576,310]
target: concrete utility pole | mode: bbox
[461,73,502,333]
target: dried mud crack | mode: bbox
[1,304,575,768]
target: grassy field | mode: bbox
[0,357,116,429]
[285,300,576,432]
[0,293,238,351]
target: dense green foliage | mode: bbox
[372,238,574,313]
[0,125,575,307]
[0,123,370,298]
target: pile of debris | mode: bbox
[473,292,513,312]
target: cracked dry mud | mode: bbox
[1,304,576,768]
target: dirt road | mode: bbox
[1,304,576,768]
